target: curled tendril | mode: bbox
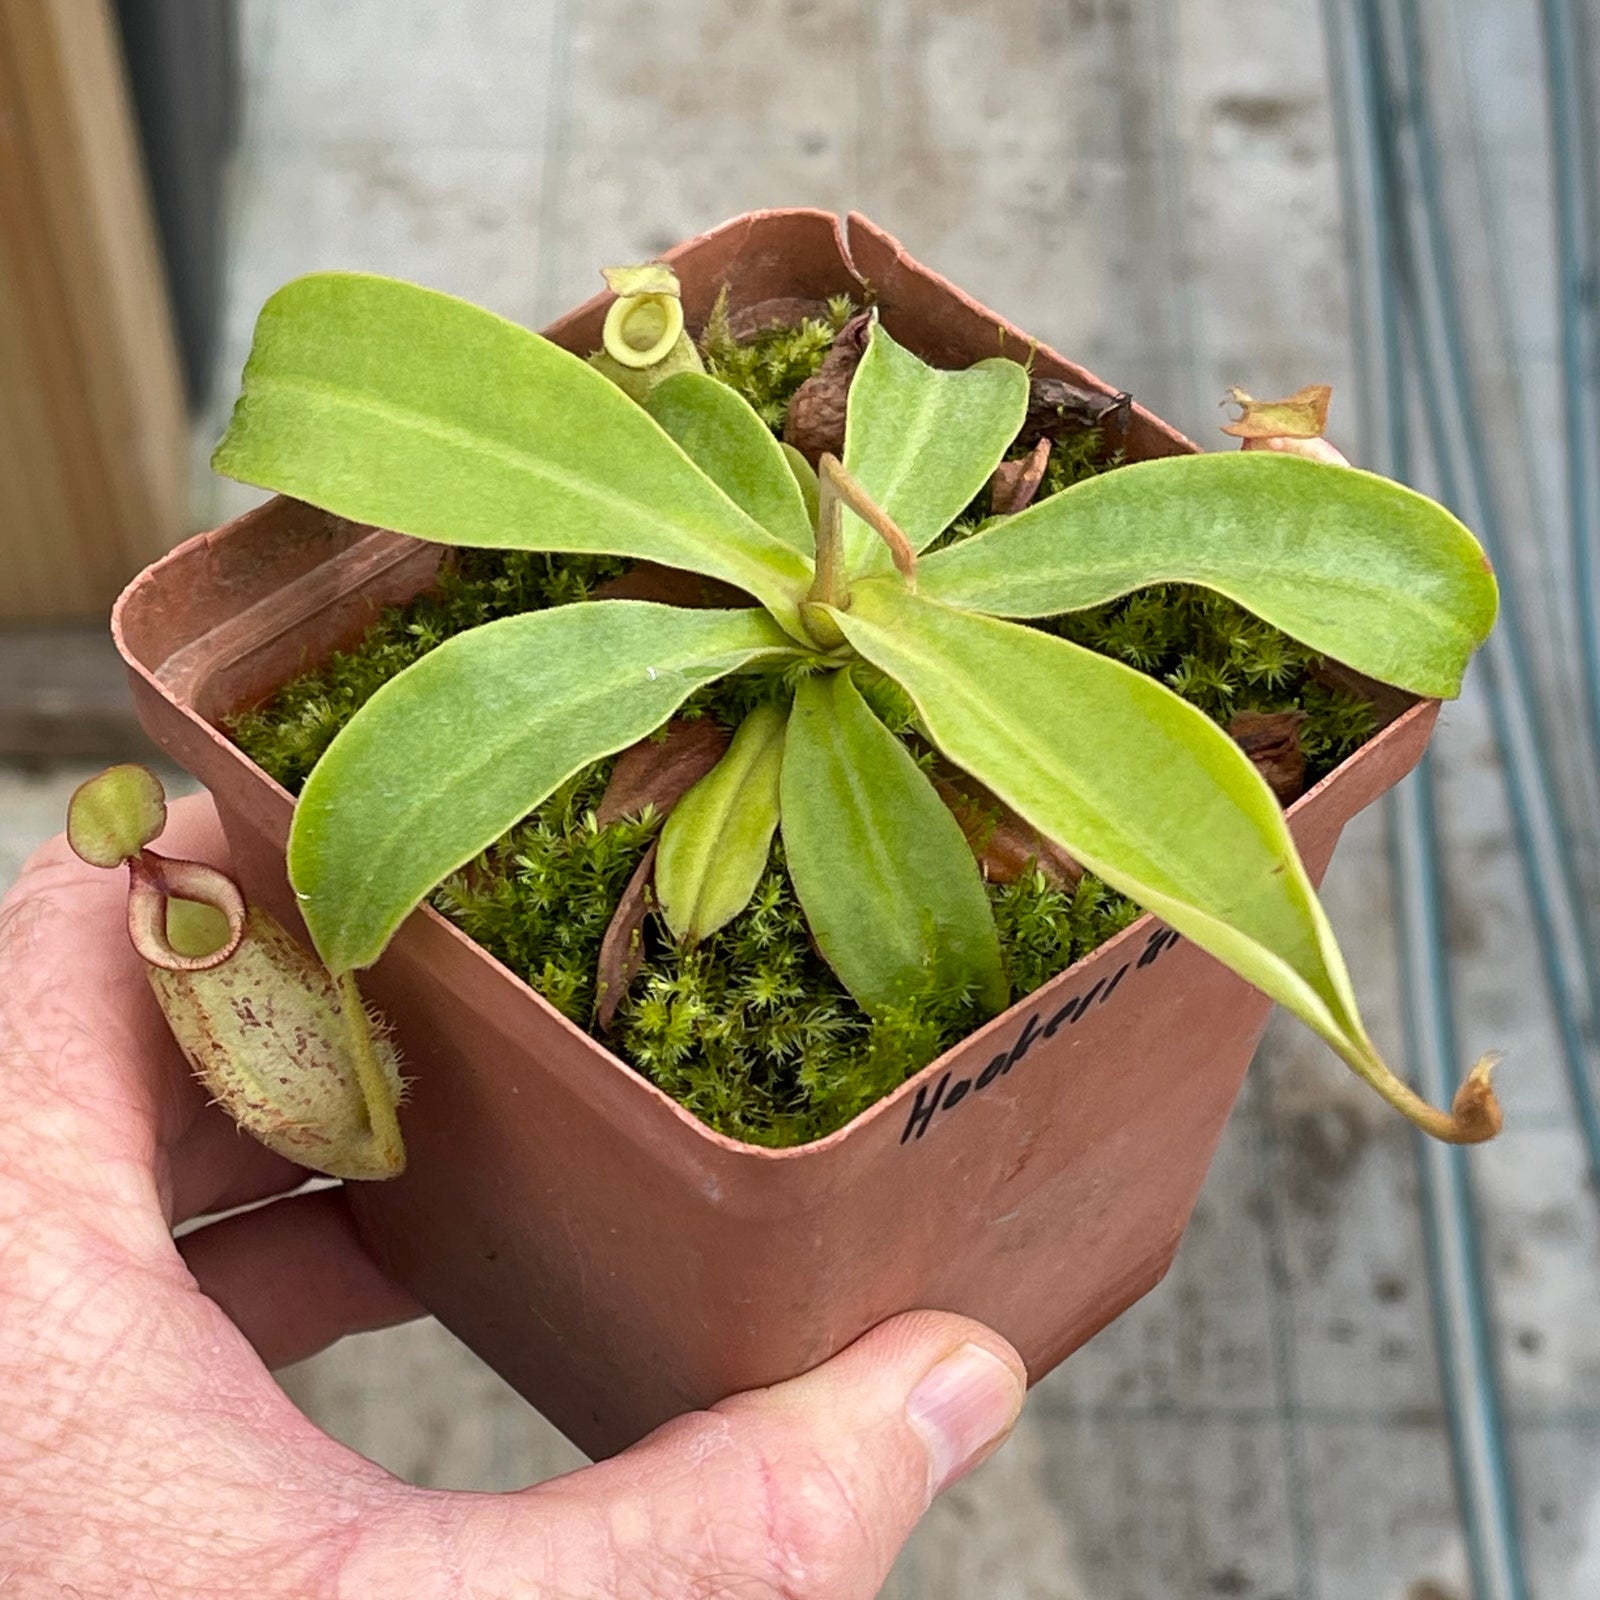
[1221,383,1332,440]
[816,453,918,587]
[1367,1049,1504,1145]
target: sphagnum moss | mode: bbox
[228,313,1377,1147]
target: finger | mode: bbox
[178,1187,423,1368]
[3,792,236,1160]
[468,1310,1027,1600]
[165,1100,310,1224]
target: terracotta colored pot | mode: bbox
[114,211,1438,1459]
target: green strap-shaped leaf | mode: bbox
[919,452,1498,697]
[657,701,788,942]
[781,666,1008,1016]
[831,580,1408,1110]
[212,274,815,638]
[644,373,816,555]
[840,324,1028,578]
[289,602,796,972]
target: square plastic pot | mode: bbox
[114,210,1438,1459]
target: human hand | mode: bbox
[0,795,1025,1598]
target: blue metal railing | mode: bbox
[1323,1,1600,1593]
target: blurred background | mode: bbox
[3,2,1598,1595]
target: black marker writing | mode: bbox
[899,926,1183,1145]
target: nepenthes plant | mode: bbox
[209,262,1502,1143]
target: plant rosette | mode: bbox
[112,211,1499,1457]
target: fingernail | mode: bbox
[906,1343,1025,1497]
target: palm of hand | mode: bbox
[0,798,1022,1599]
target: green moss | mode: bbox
[229,549,627,791]
[1297,679,1380,770]
[1049,586,1373,778]
[430,761,649,1026]
[620,846,1147,1145]
[699,291,855,431]
[227,311,1381,1147]
[991,871,1144,1004]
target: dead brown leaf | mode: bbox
[1018,379,1132,451]
[596,841,659,1032]
[590,562,752,609]
[988,437,1052,516]
[933,766,1083,890]
[1228,709,1308,805]
[596,718,731,829]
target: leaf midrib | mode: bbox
[843,362,947,572]
[846,606,1275,915]
[242,372,810,583]
[926,544,1479,641]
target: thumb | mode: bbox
[499,1310,1026,1600]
